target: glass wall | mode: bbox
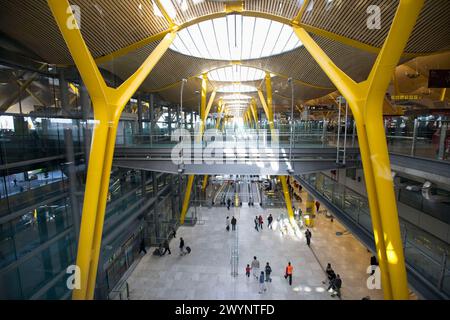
[301,172,450,296]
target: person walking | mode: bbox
[251,256,260,280]
[254,216,259,232]
[267,214,273,229]
[179,237,185,255]
[258,215,263,230]
[226,216,230,232]
[170,227,176,239]
[258,271,267,294]
[323,263,336,284]
[328,274,342,298]
[245,264,251,278]
[138,238,147,255]
[370,255,378,275]
[162,239,171,255]
[231,216,237,231]
[305,229,312,246]
[227,198,231,210]
[284,262,293,286]
[265,262,272,282]
[315,200,321,213]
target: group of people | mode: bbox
[138,227,187,257]
[246,257,276,294]
[323,263,342,298]
[245,257,296,294]
[254,214,273,231]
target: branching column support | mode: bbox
[293,0,424,300]
[182,75,216,219]
[258,72,295,223]
[250,99,259,129]
[47,0,176,300]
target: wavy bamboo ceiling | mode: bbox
[0,0,449,111]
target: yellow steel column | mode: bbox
[261,72,295,221]
[180,175,195,225]
[250,99,259,129]
[293,0,424,299]
[441,88,447,102]
[215,101,223,129]
[48,0,176,300]
[363,0,424,299]
[181,74,209,222]
[280,176,295,222]
[201,88,216,191]
[264,72,275,131]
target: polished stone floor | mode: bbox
[126,188,389,300]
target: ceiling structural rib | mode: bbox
[1,0,444,67]
[0,0,447,109]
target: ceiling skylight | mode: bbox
[170,15,303,60]
[217,84,257,93]
[208,65,265,82]
[222,94,252,100]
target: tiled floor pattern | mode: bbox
[126,188,386,300]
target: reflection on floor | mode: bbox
[126,192,387,300]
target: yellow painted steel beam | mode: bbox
[441,88,447,102]
[180,175,195,224]
[215,101,223,129]
[153,0,176,27]
[292,0,310,25]
[257,89,270,127]
[204,90,217,124]
[293,0,424,300]
[181,74,210,223]
[81,7,432,69]
[95,29,174,64]
[261,72,294,224]
[251,99,259,128]
[47,0,175,300]
[202,175,208,191]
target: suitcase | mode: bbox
[186,246,191,254]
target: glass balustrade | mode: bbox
[301,172,450,296]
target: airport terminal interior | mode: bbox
[0,0,449,301]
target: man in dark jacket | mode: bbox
[305,229,312,246]
[370,255,378,275]
[231,216,237,231]
[139,238,147,254]
[265,262,272,282]
[179,237,185,255]
[162,239,171,255]
[267,214,273,229]
[328,274,342,298]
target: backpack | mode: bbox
[186,246,191,254]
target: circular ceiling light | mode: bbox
[209,65,265,82]
[170,15,302,60]
[217,84,257,93]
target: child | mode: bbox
[245,264,251,278]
